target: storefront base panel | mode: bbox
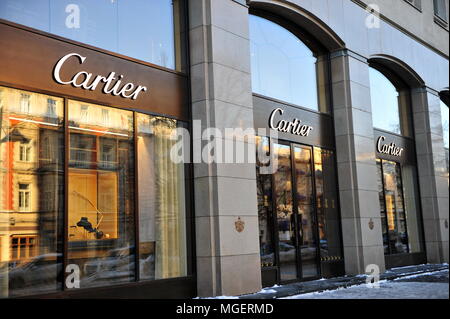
[385,253,427,269]
[16,277,197,299]
[261,262,346,288]
[261,268,278,288]
[321,261,346,278]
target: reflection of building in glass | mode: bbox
[0,87,63,296]
[0,86,189,297]
[66,100,136,289]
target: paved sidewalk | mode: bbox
[238,264,449,299]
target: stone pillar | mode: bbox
[188,0,262,297]
[412,88,449,263]
[331,50,386,275]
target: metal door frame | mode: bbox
[270,140,322,284]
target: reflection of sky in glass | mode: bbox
[249,15,318,111]
[0,0,175,69]
[369,68,401,134]
[441,101,449,149]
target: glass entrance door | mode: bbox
[273,143,320,282]
[293,146,320,279]
[273,143,297,281]
[376,159,410,255]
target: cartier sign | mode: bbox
[376,136,404,157]
[53,53,148,100]
[269,108,314,137]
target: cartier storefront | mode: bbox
[0,1,195,298]
[0,0,447,300]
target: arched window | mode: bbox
[249,15,325,112]
[370,64,425,258]
[369,67,403,135]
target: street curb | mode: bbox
[237,264,449,299]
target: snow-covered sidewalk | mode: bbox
[234,264,448,299]
[282,270,449,299]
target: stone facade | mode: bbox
[189,0,261,297]
[189,0,449,297]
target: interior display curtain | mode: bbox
[153,119,187,280]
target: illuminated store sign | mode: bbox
[53,52,148,100]
[376,136,404,157]
[269,107,313,137]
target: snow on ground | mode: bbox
[194,296,240,299]
[196,267,448,299]
[393,270,446,281]
[282,270,449,299]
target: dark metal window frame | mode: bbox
[259,137,343,285]
[0,84,196,298]
[404,0,422,12]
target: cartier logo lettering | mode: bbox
[376,136,404,157]
[53,53,147,100]
[269,108,313,137]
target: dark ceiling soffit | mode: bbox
[440,89,450,106]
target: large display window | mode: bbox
[67,100,136,288]
[0,87,64,297]
[377,160,409,254]
[137,114,187,281]
[370,63,425,266]
[376,158,424,257]
[0,0,191,297]
[0,86,191,298]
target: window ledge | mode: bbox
[403,0,422,12]
[434,15,449,30]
